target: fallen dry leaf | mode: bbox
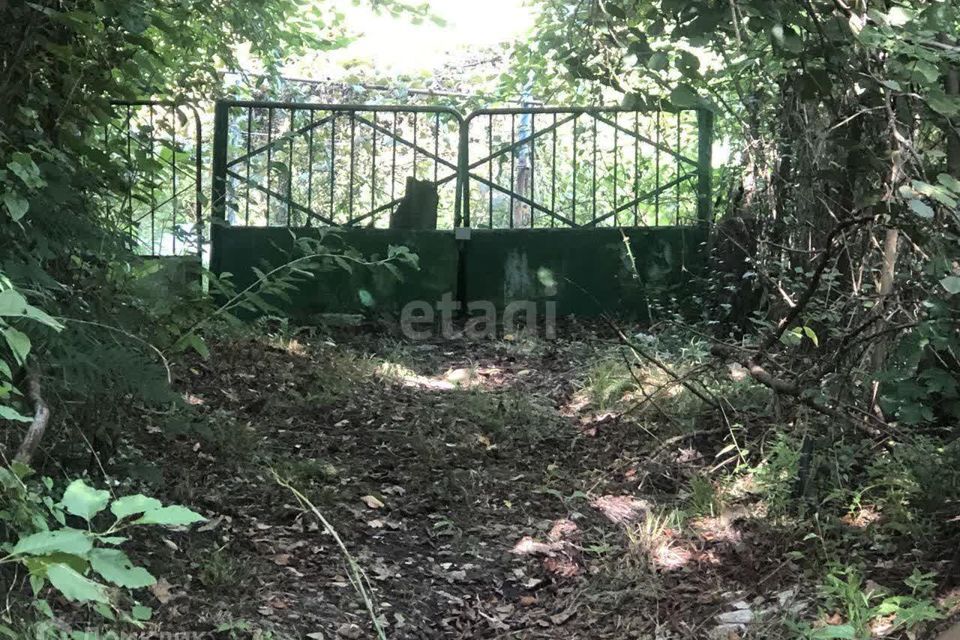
[361,495,385,509]
[591,495,649,524]
[150,578,173,604]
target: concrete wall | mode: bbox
[210,225,707,319]
[212,227,459,316]
[461,227,707,318]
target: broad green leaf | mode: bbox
[940,276,960,295]
[61,479,110,521]
[47,563,110,604]
[911,60,940,85]
[0,404,33,422]
[810,624,856,639]
[802,326,819,347]
[938,174,960,194]
[13,529,93,556]
[2,326,30,365]
[134,505,205,526]
[648,51,669,71]
[0,289,27,316]
[89,548,156,588]
[2,191,29,221]
[928,94,960,117]
[110,494,162,520]
[23,552,89,577]
[358,289,375,308]
[7,153,44,189]
[669,85,700,109]
[131,605,153,621]
[909,199,934,219]
[0,290,61,329]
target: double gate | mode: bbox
[210,100,714,233]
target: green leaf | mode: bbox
[810,624,857,639]
[2,326,30,365]
[62,479,110,522]
[7,152,45,189]
[13,529,93,556]
[648,51,669,71]
[940,276,960,295]
[938,173,960,194]
[669,85,701,109]
[911,60,940,84]
[358,289,375,308]
[0,289,28,316]
[131,605,153,621]
[0,404,33,422]
[802,326,819,347]
[1,192,28,221]
[183,333,210,359]
[133,505,205,526]
[89,548,156,589]
[0,289,61,330]
[110,494,162,520]
[47,563,110,604]
[23,551,89,576]
[928,94,960,117]
[909,199,934,219]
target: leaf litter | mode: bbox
[126,322,819,638]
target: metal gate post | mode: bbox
[210,100,230,273]
[456,115,471,228]
[455,116,472,312]
[696,109,714,225]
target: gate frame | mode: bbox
[109,100,204,258]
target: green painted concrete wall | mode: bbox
[212,227,459,316]
[211,225,707,319]
[461,227,707,318]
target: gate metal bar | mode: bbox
[211,100,464,230]
[105,101,203,256]
[458,106,712,229]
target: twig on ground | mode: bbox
[273,471,388,640]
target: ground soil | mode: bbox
[113,322,817,640]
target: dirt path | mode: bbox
[140,327,801,639]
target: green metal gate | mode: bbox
[210,100,714,232]
[207,99,714,317]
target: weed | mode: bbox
[583,356,635,410]
[626,508,684,570]
[198,546,246,590]
[687,473,722,517]
[753,433,802,518]
[789,566,943,639]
